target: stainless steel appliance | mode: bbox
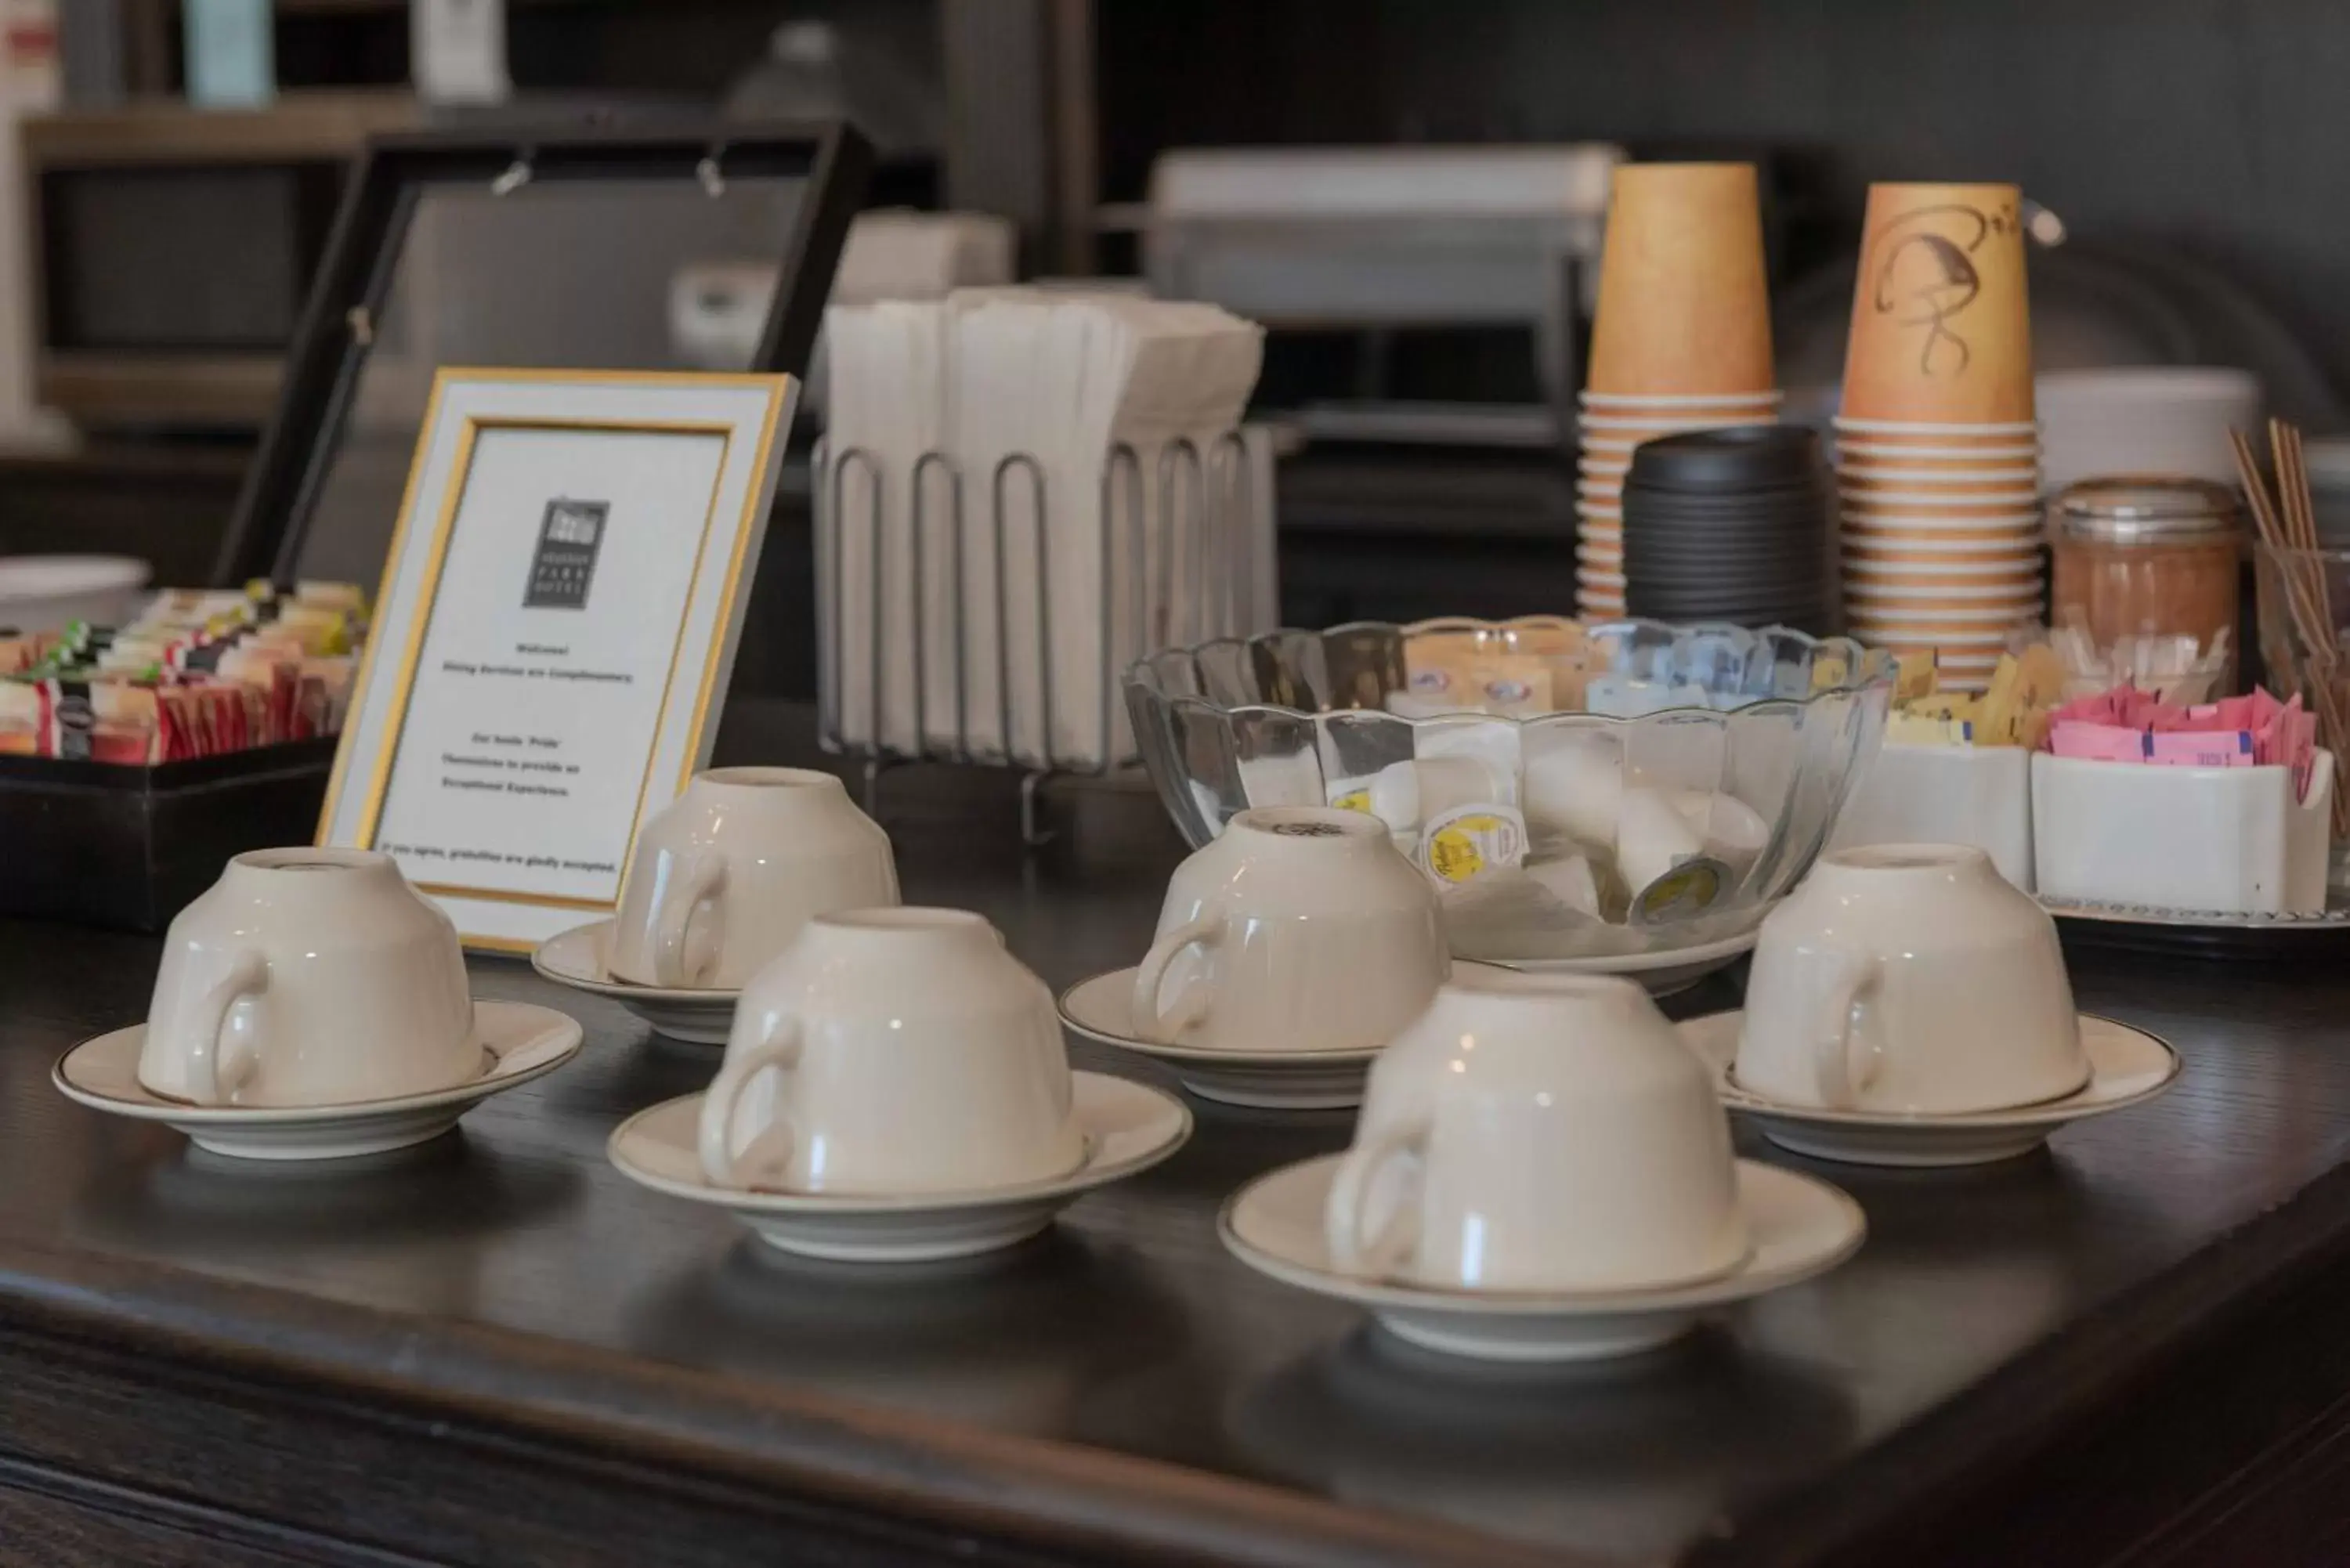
[1139,144,1622,448]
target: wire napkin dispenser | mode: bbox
[816,429,1275,841]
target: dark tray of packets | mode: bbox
[0,739,339,930]
[0,588,357,932]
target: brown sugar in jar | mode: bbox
[2048,477,2244,688]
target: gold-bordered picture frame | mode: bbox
[316,367,795,951]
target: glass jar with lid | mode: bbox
[2048,477,2243,695]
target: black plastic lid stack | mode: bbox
[1623,427,1838,634]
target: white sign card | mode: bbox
[319,368,796,950]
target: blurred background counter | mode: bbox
[8,1,2350,669]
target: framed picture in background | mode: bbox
[316,368,796,949]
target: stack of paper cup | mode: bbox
[1835,181,2043,689]
[1580,163,1780,618]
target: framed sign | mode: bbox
[318,367,795,950]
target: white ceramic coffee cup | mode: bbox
[139,847,479,1107]
[698,908,1085,1194]
[1131,806,1446,1053]
[1736,843,2088,1113]
[610,767,898,989]
[1327,969,1748,1292]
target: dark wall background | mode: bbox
[1099,0,2350,406]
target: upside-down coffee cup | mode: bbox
[1326,969,1748,1292]
[698,908,1085,1193]
[139,848,479,1107]
[1132,806,1447,1053]
[1736,844,2088,1113]
[609,768,899,989]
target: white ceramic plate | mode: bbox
[533,919,737,1044]
[608,1071,1191,1261]
[1058,968,1394,1108]
[53,1001,584,1161]
[1678,1010,2182,1167]
[1220,1154,1864,1361]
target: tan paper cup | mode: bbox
[1846,576,2044,602]
[1834,439,2041,468]
[1836,482,2043,508]
[1581,388,1784,411]
[1852,620,2040,644]
[1846,548,2042,573]
[1588,163,1774,396]
[1838,183,2034,425]
[1860,627,2019,646]
[1844,542,2044,569]
[1833,416,2039,443]
[1581,413,1778,436]
[1844,526,2043,552]
[1843,551,2044,579]
[1847,598,2044,625]
[1838,463,2041,487]
[1842,510,2049,533]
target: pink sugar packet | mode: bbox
[2146,730,2254,767]
[2047,721,2150,763]
[2044,684,2321,798]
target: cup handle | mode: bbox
[654,855,728,988]
[184,950,269,1107]
[1813,955,1883,1110]
[1130,913,1224,1044]
[1325,1116,1430,1279]
[698,1017,802,1187]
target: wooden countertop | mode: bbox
[3,717,2350,1566]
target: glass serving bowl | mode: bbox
[1125,617,1896,963]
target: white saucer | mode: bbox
[1221,1155,1864,1362]
[607,1071,1192,1262]
[1678,1010,2184,1167]
[52,1001,585,1162]
[1057,966,1520,1110]
[533,919,736,1044]
[1497,927,1759,998]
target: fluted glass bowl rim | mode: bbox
[1124,616,1900,722]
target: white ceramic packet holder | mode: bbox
[2030,749,2335,914]
[1831,742,2034,892]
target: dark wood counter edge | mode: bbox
[0,1237,1572,1568]
[9,1135,2350,1568]
[1697,1151,2350,1568]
